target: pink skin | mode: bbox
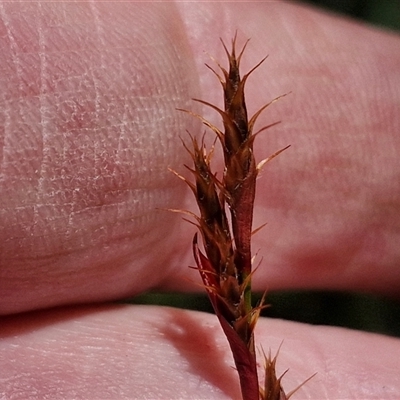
[1,1,400,398]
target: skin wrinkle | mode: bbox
[88,1,104,240]
[36,3,50,242]
[0,4,22,181]
[0,3,198,313]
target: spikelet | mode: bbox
[178,33,293,400]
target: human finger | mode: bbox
[1,304,399,399]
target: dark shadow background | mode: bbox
[303,0,400,31]
[127,0,400,338]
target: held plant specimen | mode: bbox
[173,35,309,399]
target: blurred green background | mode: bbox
[304,0,400,31]
[126,0,400,338]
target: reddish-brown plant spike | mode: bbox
[177,34,297,400]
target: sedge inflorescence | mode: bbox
[174,33,299,400]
